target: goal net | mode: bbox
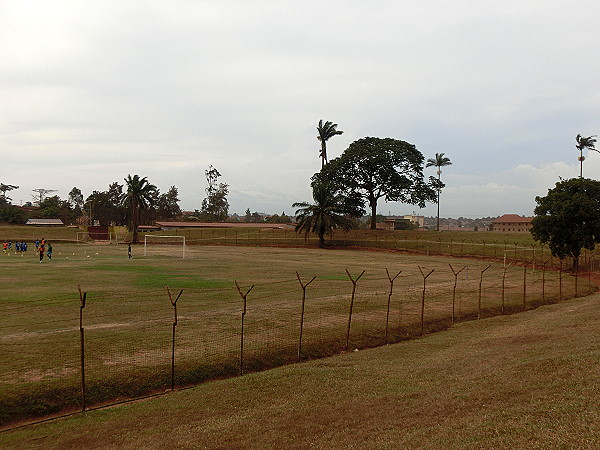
[143,235,186,258]
[76,232,93,244]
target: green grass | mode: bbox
[1,292,598,448]
[0,239,596,428]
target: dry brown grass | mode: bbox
[1,292,598,448]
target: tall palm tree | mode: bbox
[317,119,343,169]
[576,134,598,178]
[426,153,452,232]
[124,174,157,244]
[293,182,354,248]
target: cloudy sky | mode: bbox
[2,1,600,218]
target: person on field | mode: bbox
[38,242,45,262]
[22,241,27,252]
[15,241,21,253]
[47,242,53,260]
[128,243,132,259]
[35,239,39,250]
[2,241,7,254]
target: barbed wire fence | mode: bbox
[0,261,595,429]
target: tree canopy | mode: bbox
[314,137,437,229]
[531,177,600,269]
[317,119,343,169]
[199,165,229,222]
[124,175,158,243]
[293,181,357,248]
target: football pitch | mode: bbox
[0,242,593,427]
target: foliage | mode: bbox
[315,137,437,230]
[293,182,357,248]
[156,186,181,220]
[0,205,26,224]
[0,183,19,204]
[575,134,598,177]
[123,175,158,243]
[37,196,79,225]
[317,119,343,169]
[199,166,229,222]
[84,183,127,227]
[531,177,600,269]
[426,152,452,231]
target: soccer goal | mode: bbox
[76,232,93,244]
[143,235,186,258]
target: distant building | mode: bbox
[491,214,533,232]
[403,214,424,228]
[154,221,294,231]
[26,219,64,226]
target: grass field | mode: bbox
[0,237,595,428]
[4,224,599,267]
[1,289,598,448]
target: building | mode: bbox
[154,221,294,231]
[25,219,64,226]
[491,214,533,232]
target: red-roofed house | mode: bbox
[491,214,533,232]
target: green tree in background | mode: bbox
[200,166,229,222]
[124,175,158,244]
[531,177,600,270]
[426,152,452,231]
[317,119,343,169]
[575,134,597,178]
[0,183,19,205]
[315,137,437,230]
[293,182,358,248]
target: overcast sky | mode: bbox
[2,1,600,219]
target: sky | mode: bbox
[2,1,600,219]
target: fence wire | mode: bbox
[0,263,594,428]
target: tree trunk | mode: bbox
[318,232,325,248]
[132,204,139,244]
[369,195,377,230]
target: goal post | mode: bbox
[76,232,93,244]
[143,235,186,258]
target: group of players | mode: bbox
[2,239,53,262]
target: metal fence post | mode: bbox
[385,269,401,343]
[449,264,466,324]
[166,286,183,391]
[418,266,434,336]
[345,269,365,351]
[296,272,316,362]
[78,286,87,412]
[478,265,491,319]
[235,281,254,375]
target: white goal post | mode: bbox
[143,235,186,258]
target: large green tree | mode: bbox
[575,134,597,178]
[124,175,158,243]
[315,137,437,229]
[531,177,600,270]
[293,182,358,248]
[0,183,18,205]
[317,119,343,169]
[200,166,229,222]
[426,152,452,231]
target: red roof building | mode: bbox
[491,214,533,232]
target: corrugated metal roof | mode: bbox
[26,219,65,225]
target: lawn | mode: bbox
[1,289,598,448]
[0,240,593,427]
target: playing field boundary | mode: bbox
[1,256,595,429]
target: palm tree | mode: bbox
[293,182,354,248]
[576,134,598,178]
[426,153,452,232]
[317,119,343,169]
[124,174,157,244]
